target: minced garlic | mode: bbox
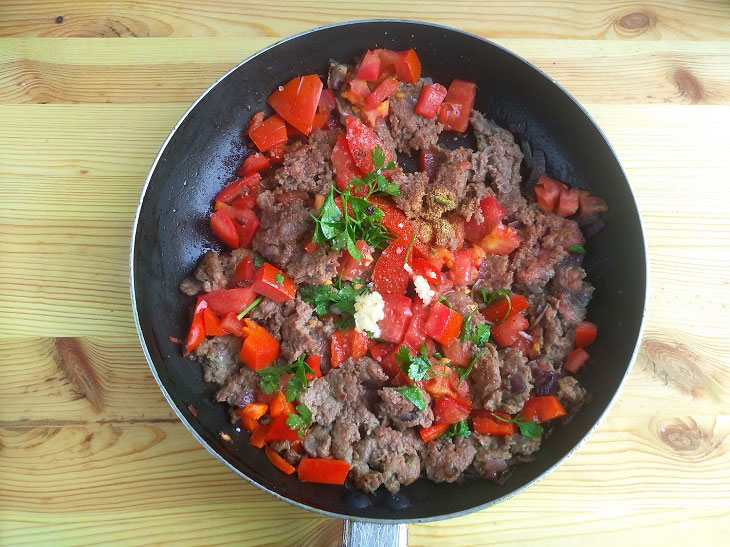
[354,290,385,338]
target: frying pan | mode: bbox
[130,20,646,545]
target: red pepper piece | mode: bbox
[297,458,351,485]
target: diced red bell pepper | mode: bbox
[439,79,477,132]
[298,457,351,485]
[249,424,269,448]
[442,338,472,367]
[564,347,590,373]
[265,445,296,475]
[249,113,287,152]
[362,99,390,128]
[269,391,296,418]
[464,197,507,243]
[216,172,261,204]
[481,224,521,255]
[210,210,239,248]
[201,288,257,316]
[410,258,441,286]
[331,328,368,368]
[236,402,269,432]
[419,423,450,443]
[203,308,225,336]
[520,396,567,423]
[556,186,580,217]
[378,295,413,344]
[377,49,421,83]
[345,116,395,173]
[220,312,244,337]
[265,142,286,164]
[341,78,371,105]
[252,263,296,303]
[424,301,463,346]
[332,133,363,191]
[267,74,323,135]
[491,312,529,347]
[368,197,430,257]
[579,194,609,216]
[575,321,598,348]
[231,256,256,288]
[356,50,382,81]
[184,298,208,356]
[266,413,301,442]
[403,301,430,350]
[364,77,400,110]
[420,148,438,179]
[239,319,280,370]
[372,237,412,296]
[433,396,471,425]
[339,240,373,281]
[239,153,270,176]
[535,175,563,213]
[451,249,478,286]
[483,293,529,323]
[415,83,448,119]
[305,355,322,381]
[471,410,517,436]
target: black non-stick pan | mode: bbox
[131,20,646,544]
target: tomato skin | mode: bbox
[267,74,323,135]
[410,258,441,286]
[520,396,567,423]
[236,402,269,432]
[341,78,370,105]
[251,263,296,303]
[420,363,470,402]
[233,208,260,249]
[311,88,336,131]
[368,197,430,257]
[433,396,471,425]
[362,99,390,128]
[375,343,411,386]
[564,347,590,373]
[249,424,269,448]
[184,298,208,356]
[356,50,382,81]
[556,186,580,217]
[220,312,244,337]
[372,237,412,296]
[424,302,463,346]
[239,153,270,176]
[419,423,449,442]
[377,49,421,83]
[442,338,472,366]
[298,458,351,485]
[378,295,413,344]
[248,113,288,152]
[464,197,507,243]
[481,224,521,255]
[230,256,256,288]
[202,288,257,316]
[210,210,239,248]
[472,410,517,436]
[216,172,261,204]
[415,83,448,119]
[331,133,363,191]
[365,77,400,110]
[575,321,598,348]
[579,194,609,216]
[345,116,395,173]
[402,301,430,350]
[339,240,373,281]
[483,293,529,323]
[438,79,476,132]
[535,175,563,213]
[451,249,477,285]
[305,355,322,381]
[491,312,529,347]
[265,142,286,164]
[331,329,368,368]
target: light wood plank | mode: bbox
[1,38,728,105]
[0,1,729,40]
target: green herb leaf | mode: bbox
[490,412,544,439]
[460,310,491,347]
[434,195,455,207]
[395,387,427,411]
[567,244,586,254]
[237,295,263,320]
[482,288,512,323]
[275,273,284,285]
[286,403,313,437]
[395,344,434,382]
[438,296,451,308]
[300,278,368,318]
[404,233,416,265]
[257,354,315,402]
[440,420,472,439]
[253,256,265,268]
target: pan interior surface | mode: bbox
[132,20,645,522]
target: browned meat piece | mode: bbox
[284,245,342,286]
[377,387,433,430]
[504,433,542,460]
[542,305,574,363]
[192,335,242,385]
[469,344,502,409]
[269,440,304,466]
[280,297,335,372]
[473,255,514,297]
[388,81,443,152]
[423,436,476,483]
[557,376,590,414]
[442,289,481,318]
[248,298,296,338]
[497,348,532,414]
[179,276,204,296]
[350,427,423,493]
[214,364,260,408]
[193,250,228,292]
[392,170,429,219]
[273,129,337,195]
[302,424,332,458]
[470,434,512,479]
[551,265,594,325]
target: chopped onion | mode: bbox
[518,331,533,341]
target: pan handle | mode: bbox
[342,520,408,547]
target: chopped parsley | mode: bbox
[351,146,400,197]
[460,310,491,347]
[481,288,512,323]
[567,244,586,254]
[434,195,455,207]
[253,255,265,268]
[275,273,284,284]
[236,295,262,320]
[395,387,427,411]
[257,354,315,402]
[395,344,443,382]
[440,420,471,439]
[300,277,368,317]
[438,295,451,308]
[490,412,543,439]
[285,403,313,437]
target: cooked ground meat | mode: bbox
[378,387,434,430]
[424,436,477,483]
[253,191,313,270]
[273,129,337,195]
[214,365,260,408]
[497,348,533,414]
[469,344,502,409]
[388,81,443,152]
[280,297,335,372]
[193,335,242,385]
[557,376,590,413]
[350,426,423,493]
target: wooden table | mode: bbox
[1,1,729,544]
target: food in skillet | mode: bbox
[178,48,609,491]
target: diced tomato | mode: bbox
[372,237,412,295]
[420,148,438,179]
[430,246,454,270]
[420,364,470,402]
[368,340,396,363]
[231,256,256,287]
[364,77,400,110]
[481,224,521,255]
[239,319,280,370]
[378,295,413,344]
[248,113,287,152]
[266,413,301,442]
[377,344,412,386]
[535,175,563,213]
[451,217,465,250]
[239,153,270,176]
[209,210,239,248]
[345,116,395,173]
[520,396,567,423]
[339,240,373,281]
[231,194,257,210]
[579,194,609,216]
[341,78,371,105]
[575,321,598,348]
[377,49,421,83]
[424,301,463,346]
[236,402,269,432]
[298,458,350,485]
[269,391,296,418]
[564,347,590,373]
[451,249,478,285]
[556,186,580,217]
[368,197,430,257]
[249,424,269,448]
[403,301,430,350]
[331,328,368,368]
[233,208,260,248]
[305,355,322,381]
[304,241,319,253]
[410,258,441,286]
[311,88,336,132]
[361,99,390,128]
[247,111,265,134]
[201,288,257,316]
[184,298,208,356]
[215,172,262,204]
[464,197,507,243]
[220,312,244,337]
[415,83,448,119]
[433,396,471,425]
[331,133,363,191]
[203,308,225,337]
[438,79,476,132]
[471,410,517,436]
[356,50,382,81]
[265,142,286,164]
[419,423,449,442]
[252,263,296,303]
[491,312,529,347]
[509,336,530,357]
[267,74,323,135]
[442,338,472,367]
[483,293,529,323]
